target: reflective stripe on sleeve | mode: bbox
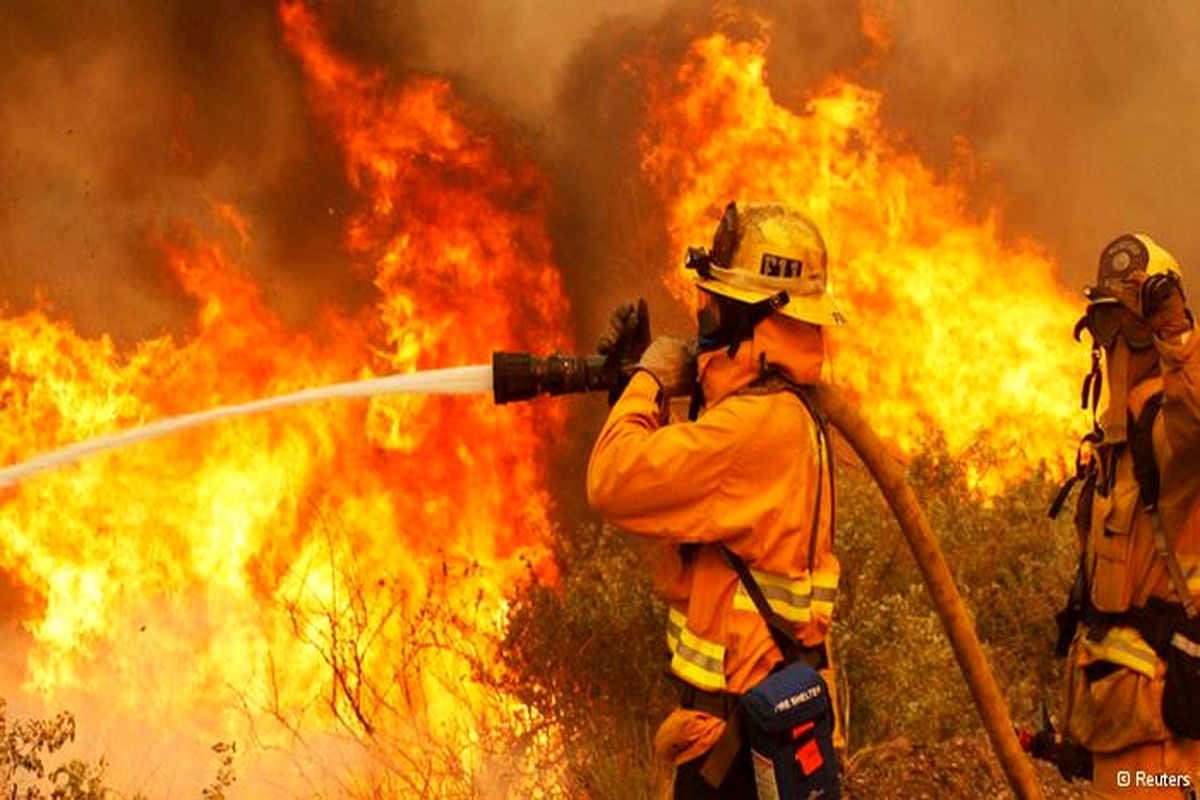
[666,606,685,653]
[811,570,839,618]
[665,615,726,692]
[1172,631,1200,659]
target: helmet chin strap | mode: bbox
[1102,338,1131,444]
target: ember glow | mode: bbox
[0,1,569,794]
[642,34,1088,492]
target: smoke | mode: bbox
[0,0,370,343]
[407,0,1200,310]
[4,1,1199,340]
[538,1,874,345]
[868,1,1200,291]
[537,0,1200,308]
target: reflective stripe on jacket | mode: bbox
[730,565,839,623]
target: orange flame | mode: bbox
[0,1,570,794]
[642,33,1089,492]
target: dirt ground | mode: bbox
[843,735,1090,799]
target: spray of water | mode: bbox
[0,365,495,487]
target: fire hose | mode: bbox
[494,351,1046,800]
[813,385,1045,800]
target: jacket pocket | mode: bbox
[1064,636,1167,753]
[1089,475,1140,612]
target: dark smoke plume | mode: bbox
[869,1,1200,291]
[0,1,377,343]
[542,1,874,344]
[4,2,1199,338]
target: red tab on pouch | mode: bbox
[791,722,814,739]
[795,739,823,775]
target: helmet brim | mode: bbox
[696,277,847,326]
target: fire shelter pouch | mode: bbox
[740,660,839,800]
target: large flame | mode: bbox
[642,34,1088,492]
[0,6,1106,796]
[0,1,569,795]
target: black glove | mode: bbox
[1142,272,1191,339]
[597,299,651,364]
[598,299,651,404]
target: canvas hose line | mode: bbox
[815,384,1045,800]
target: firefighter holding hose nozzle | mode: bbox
[587,202,846,799]
[1044,234,1200,798]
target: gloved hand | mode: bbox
[1142,272,1192,339]
[597,299,651,366]
[637,336,698,398]
[1114,271,1191,339]
[598,299,652,405]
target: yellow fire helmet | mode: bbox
[686,201,847,326]
[1085,232,1182,305]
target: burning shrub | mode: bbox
[0,700,120,799]
[500,522,674,799]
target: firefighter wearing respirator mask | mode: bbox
[1048,233,1200,799]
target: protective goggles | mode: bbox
[1074,301,1155,350]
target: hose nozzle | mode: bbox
[492,352,618,404]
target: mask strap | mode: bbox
[1073,313,1090,343]
[687,383,705,421]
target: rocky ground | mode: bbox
[843,735,1090,799]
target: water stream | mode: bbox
[0,364,494,487]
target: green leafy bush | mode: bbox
[0,701,234,800]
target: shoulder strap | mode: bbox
[1048,430,1103,520]
[788,383,834,571]
[1129,391,1196,619]
[719,376,835,661]
[736,371,836,571]
[1130,392,1163,507]
[719,545,803,660]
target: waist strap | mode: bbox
[676,681,740,720]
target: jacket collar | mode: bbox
[697,314,825,406]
